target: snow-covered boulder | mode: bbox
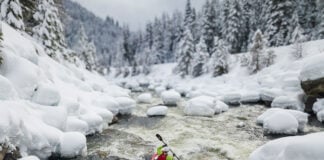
[313,99,324,113]
[147,106,168,117]
[249,132,324,160]
[271,96,302,111]
[65,117,88,134]
[263,112,299,135]
[0,75,17,100]
[184,96,215,117]
[260,88,284,106]
[161,90,181,106]
[79,112,103,134]
[174,86,190,97]
[92,96,120,115]
[240,92,260,104]
[59,132,87,158]
[155,86,166,96]
[317,110,324,122]
[91,107,114,125]
[222,93,241,105]
[115,97,136,115]
[214,100,229,114]
[32,83,61,106]
[257,108,308,132]
[137,93,152,104]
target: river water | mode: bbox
[82,92,324,160]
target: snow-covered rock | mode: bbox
[313,99,324,114]
[92,96,120,115]
[0,75,17,100]
[147,106,168,117]
[19,156,40,160]
[79,112,103,134]
[263,111,299,135]
[317,110,324,122]
[59,132,87,158]
[65,117,88,134]
[184,96,215,117]
[155,86,166,96]
[161,90,181,106]
[260,88,284,105]
[250,132,324,160]
[32,83,61,106]
[257,108,308,132]
[137,93,152,104]
[271,96,302,111]
[115,97,136,115]
[240,92,260,104]
[214,100,229,114]
[222,93,241,105]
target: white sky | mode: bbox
[71,0,205,31]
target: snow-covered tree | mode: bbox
[249,29,267,74]
[0,0,25,30]
[32,0,66,60]
[201,0,217,55]
[192,37,209,77]
[211,39,229,77]
[0,24,3,65]
[175,27,195,78]
[291,24,306,59]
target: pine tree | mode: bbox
[291,24,306,59]
[33,0,66,60]
[152,18,165,64]
[298,0,318,39]
[249,29,267,74]
[317,1,324,39]
[20,0,37,33]
[0,24,3,65]
[175,27,194,78]
[201,0,216,55]
[211,39,229,77]
[0,0,25,30]
[192,37,209,77]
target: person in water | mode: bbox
[153,144,174,160]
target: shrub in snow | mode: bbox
[92,96,120,115]
[240,92,260,104]
[59,132,87,158]
[32,83,61,106]
[263,112,299,135]
[249,132,324,160]
[137,93,152,104]
[0,75,17,100]
[79,112,103,134]
[271,96,302,111]
[66,117,88,134]
[147,106,168,117]
[184,96,215,117]
[214,100,229,114]
[257,108,308,132]
[155,86,166,96]
[161,90,181,106]
[115,97,136,115]
[222,93,241,105]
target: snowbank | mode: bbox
[0,75,17,100]
[250,132,324,160]
[161,90,181,106]
[147,106,168,117]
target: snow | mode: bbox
[249,132,324,160]
[184,96,216,117]
[313,99,324,114]
[18,156,40,160]
[155,86,166,96]
[240,91,260,104]
[300,54,324,81]
[222,93,241,105]
[137,93,152,104]
[115,97,136,115]
[271,96,302,111]
[147,106,168,117]
[0,22,134,159]
[215,100,229,114]
[260,88,284,102]
[263,111,299,135]
[32,83,61,106]
[161,90,181,106]
[257,108,308,132]
[317,110,324,122]
[59,132,87,158]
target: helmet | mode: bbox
[162,147,170,152]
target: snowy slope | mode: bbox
[0,22,131,158]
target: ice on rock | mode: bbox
[161,90,181,106]
[59,132,87,158]
[257,108,308,132]
[184,96,215,117]
[137,93,152,104]
[32,83,61,106]
[0,75,17,100]
[263,111,299,135]
[115,97,136,115]
[271,96,302,111]
[222,93,241,105]
[240,92,260,104]
[214,100,229,114]
[92,96,120,115]
[250,132,324,160]
[147,106,168,117]
[155,86,166,96]
[66,117,88,134]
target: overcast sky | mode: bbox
[71,0,205,31]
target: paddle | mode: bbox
[155,134,181,160]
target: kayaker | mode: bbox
[152,144,174,160]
